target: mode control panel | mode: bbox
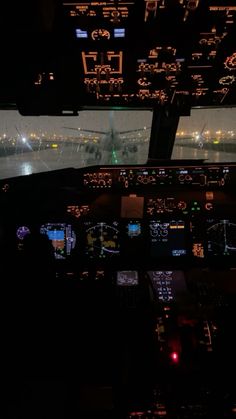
[82,165,232,189]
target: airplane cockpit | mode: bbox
[1,1,236,418]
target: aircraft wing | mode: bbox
[119,128,151,135]
[62,127,107,135]
[120,133,150,144]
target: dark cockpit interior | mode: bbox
[1,1,236,418]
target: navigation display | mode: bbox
[84,221,120,259]
[149,220,187,258]
[207,219,236,256]
[40,223,76,259]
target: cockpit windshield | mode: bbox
[1,107,236,179]
[0,110,152,179]
[173,107,236,162]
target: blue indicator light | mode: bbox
[114,28,125,38]
[76,29,88,39]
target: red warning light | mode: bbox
[170,351,179,363]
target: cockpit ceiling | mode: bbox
[1,1,236,112]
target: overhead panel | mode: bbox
[21,0,236,110]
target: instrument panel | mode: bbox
[2,162,236,413]
[14,216,236,268]
[2,162,236,271]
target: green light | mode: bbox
[111,149,119,164]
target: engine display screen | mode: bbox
[40,223,76,260]
[117,271,139,286]
[149,219,187,258]
[207,219,236,256]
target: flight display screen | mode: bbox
[84,221,120,259]
[207,219,236,256]
[149,220,187,258]
[40,223,76,260]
